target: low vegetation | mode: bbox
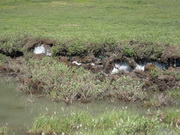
[143,93,174,108]
[29,110,179,135]
[160,109,180,128]
[0,54,7,63]
[0,126,9,135]
[17,57,145,102]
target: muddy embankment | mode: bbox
[0,38,180,102]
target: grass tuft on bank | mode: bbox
[0,126,9,135]
[30,110,179,135]
[18,57,145,101]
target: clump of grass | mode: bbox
[121,43,136,57]
[166,89,180,97]
[0,54,7,64]
[0,35,28,52]
[65,39,87,55]
[30,112,90,134]
[163,70,180,81]
[21,57,104,100]
[18,57,145,101]
[158,109,180,128]
[120,41,164,59]
[149,68,161,79]
[148,69,179,91]
[143,93,174,108]
[30,110,178,135]
[0,126,9,135]
[108,76,145,101]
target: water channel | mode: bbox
[0,77,179,134]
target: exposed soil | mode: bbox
[23,38,55,51]
[0,38,180,100]
[0,37,179,63]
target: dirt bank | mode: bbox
[0,37,180,103]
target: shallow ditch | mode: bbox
[1,78,180,134]
[1,42,179,95]
[1,77,180,134]
[31,44,180,75]
[1,38,180,73]
[0,40,180,101]
[0,78,156,134]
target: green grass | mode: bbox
[0,126,9,135]
[143,93,174,108]
[17,57,145,101]
[0,0,180,46]
[0,1,180,134]
[0,54,7,63]
[161,109,180,127]
[30,110,179,135]
[167,89,180,97]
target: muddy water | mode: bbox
[0,78,147,134]
[0,78,179,134]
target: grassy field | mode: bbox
[0,0,180,45]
